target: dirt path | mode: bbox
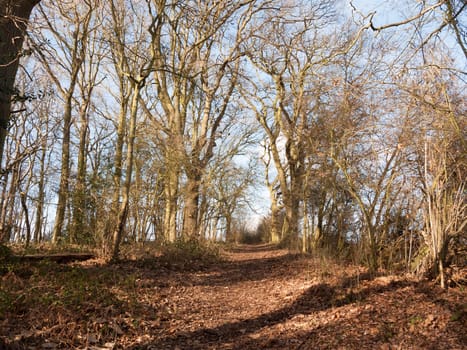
[137,244,465,349]
[1,244,466,349]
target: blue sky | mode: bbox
[245,0,466,230]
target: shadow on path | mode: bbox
[227,244,282,254]
[196,252,305,287]
[135,275,412,349]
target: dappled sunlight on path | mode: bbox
[1,244,465,349]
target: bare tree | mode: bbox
[104,0,154,259]
[142,0,262,240]
[243,0,337,250]
[400,60,466,287]
[69,9,105,244]
[351,0,467,60]
[30,0,98,244]
[32,94,54,243]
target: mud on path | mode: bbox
[1,244,466,349]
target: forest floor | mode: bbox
[1,243,466,349]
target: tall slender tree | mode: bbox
[31,1,98,244]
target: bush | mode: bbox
[0,244,13,260]
[0,244,14,274]
[159,238,222,268]
[238,231,264,244]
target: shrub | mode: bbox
[159,238,222,268]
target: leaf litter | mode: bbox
[0,244,465,349]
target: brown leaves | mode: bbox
[1,245,465,349]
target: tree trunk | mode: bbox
[0,171,10,242]
[51,94,74,244]
[366,224,378,272]
[282,140,304,251]
[270,200,281,244]
[183,169,201,238]
[282,193,300,251]
[163,163,179,242]
[312,201,325,250]
[0,165,19,242]
[110,82,141,261]
[19,190,31,246]
[109,96,128,238]
[225,215,233,243]
[0,0,40,168]
[33,126,47,243]
[70,105,89,244]
[302,199,309,253]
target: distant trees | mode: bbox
[243,0,337,250]
[140,0,262,241]
[31,0,102,244]
[249,1,465,281]
[1,0,261,252]
[1,0,465,284]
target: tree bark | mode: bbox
[269,198,281,243]
[70,104,89,244]
[163,164,179,242]
[183,168,201,238]
[51,91,74,244]
[111,81,142,261]
[33,138,46,242]
[19,190,31,246]
[0,0,40,167]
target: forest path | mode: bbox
[124,244,466,349]
[1,244,465,349]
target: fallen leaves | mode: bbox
[0,244,465,349]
